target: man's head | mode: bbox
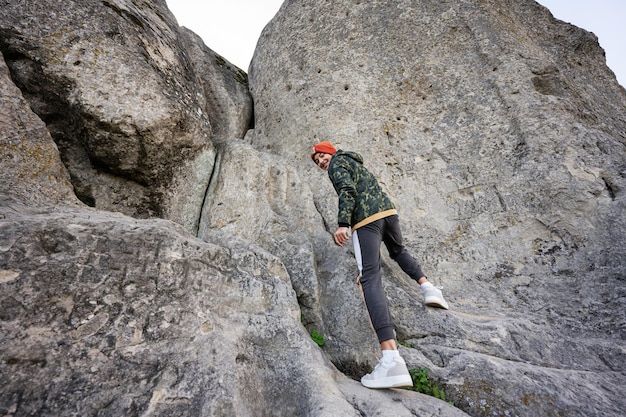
[311,141,337,171]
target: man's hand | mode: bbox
[333,227,350,246]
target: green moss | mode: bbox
[310,330,325,346]
[406,368,452,405]
[214,55,248,85]
[233,69,248,85]
[215,55,226,67]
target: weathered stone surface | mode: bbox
[0,0,252,232]
[246,0,626,416]
[0,1,471,416]
[0,56,78,208]
[2,0,625,416]
[0,204,354,417]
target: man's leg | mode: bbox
[353,221,394,344]
[353,221,412,389]
[381,215,425,280]
[382,215,449,309]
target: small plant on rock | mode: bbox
[407,367,452,404]
[310,329,325,346]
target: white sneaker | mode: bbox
[423,285,449,309]
[360,356,413,389]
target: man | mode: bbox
[311,141,449,389]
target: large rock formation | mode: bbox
[1,0,625,416]
[0,0,251,233]
[247,0,626,415]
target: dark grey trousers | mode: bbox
[352,215,425,343]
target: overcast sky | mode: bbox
[165,0,625,87]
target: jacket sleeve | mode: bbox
[329,157,356,227]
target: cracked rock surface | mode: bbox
[1,0,625,416]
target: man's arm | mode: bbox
[328,157,356,246]
[329,158,357,228]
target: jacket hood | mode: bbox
[335,150,363,164]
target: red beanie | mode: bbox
[310,141,337,160]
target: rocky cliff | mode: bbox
[1,0,624,416]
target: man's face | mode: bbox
[313,152,332,171]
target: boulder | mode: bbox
[247,0,626,415]
[0,0,252,232]
[0,56,77,207]
[1,0,625,416]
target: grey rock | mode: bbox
[0,203,357,417]
[0,56,78,208]
[1,0,625,416]
[0,2,467,416]
[248,0,626,415]
[0,0,252,232]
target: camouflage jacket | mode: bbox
[328,150,397,230]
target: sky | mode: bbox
[165,0,625,87]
